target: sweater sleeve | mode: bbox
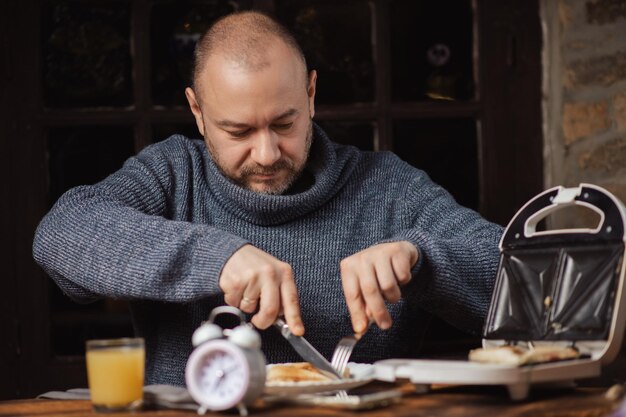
[387,172,504,334]
[32,139,249,303]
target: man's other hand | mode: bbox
[220,244,304,335]
[340,241,418,333]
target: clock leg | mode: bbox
[237,403,249,416]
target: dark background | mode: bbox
[0,0,545,399]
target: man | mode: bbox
[33,11,503,387]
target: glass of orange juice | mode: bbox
[86,338,145,412]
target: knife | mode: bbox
[273,318,342,380]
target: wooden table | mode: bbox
[0,385,620,417]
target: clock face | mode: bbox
[186,340,251,410]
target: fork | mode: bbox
[330,320,373,377]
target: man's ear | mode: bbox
[185,87,205,137]
[307,70,317,119]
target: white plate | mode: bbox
[264,362,375,395]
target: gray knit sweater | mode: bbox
[33,125,503,386]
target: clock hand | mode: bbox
[211,363,237,390]
[222,362,240,374]
[206,360,242,397]
[203,361,228,393]
[204,370,221,394]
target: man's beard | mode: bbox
[207,120,314,195]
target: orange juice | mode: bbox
[86,339,145,411]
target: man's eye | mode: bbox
[272,123,293,131]
[229,130,250,138]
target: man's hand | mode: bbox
[340,241,418,333]
[220,244,304,335]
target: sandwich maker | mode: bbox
[374,183,626,399]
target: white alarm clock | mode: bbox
[185,306,266,416]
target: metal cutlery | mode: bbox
[273,318,342,380]
[330,320,373,377]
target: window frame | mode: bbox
[0,0,542,398]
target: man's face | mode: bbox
[186,41,317,195]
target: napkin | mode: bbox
[38,385,199,411]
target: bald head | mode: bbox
[192,11,308,92]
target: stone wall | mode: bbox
[542,0,626,229]
[541,0,626,386]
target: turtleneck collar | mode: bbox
[203,123,360,226]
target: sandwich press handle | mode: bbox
[500,183,626,247]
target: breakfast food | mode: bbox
[468,345,580,366]
[266,362,347,383]
[469,345,527,366]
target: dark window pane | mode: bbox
[42,1,132,108]
[276,1,375,105]
[151,1,252,107]
[51,299,133,356]
[390,0,474,102]
[48,126,135,205]
[316,121,375,151]
[393,119,478,210]
[153,123,202,143]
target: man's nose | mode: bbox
[251,130,281,166]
